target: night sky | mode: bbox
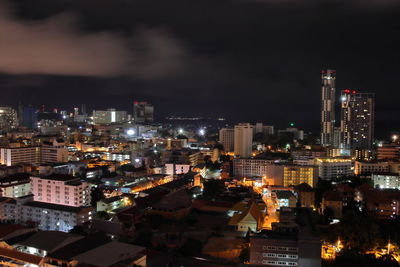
[0,0,399,136]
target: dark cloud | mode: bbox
[0,3,187,77]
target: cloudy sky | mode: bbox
[0,0,399,135]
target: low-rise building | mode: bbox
[0,196,93,232]
[315,158,353,180]
[30,175,90,207]
[0,173,31,198]
[283,165,318,188]
[354,161,390,176]
[295,183,315,209]
[250,231,321,267]
[372,173,400,190]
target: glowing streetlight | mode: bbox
[198,128,205,136]
[127,129,135,136]
[393,135,398,142]
[178,128,184,134]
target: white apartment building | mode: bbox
[219,128,234,152]
[372,173,400,190]
[30,175,91,207]
[0,143,68,166]
[234,123,253,158]
[0,173,31,198]
[0,196,92,232]
[315,158,353,180]
[164,163,191,175]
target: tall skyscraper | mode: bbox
[133,101,154,123]
[340,89,375,150]
[321,69,336,147]
[234,123,253,158]
[219,128,234,152]
[0,107,18,133]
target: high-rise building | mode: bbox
[133,101,154,123]
[0,107,18,133]
[321,69,336,147]
[234,123,253,158]
[254,123,274,136]
[22,106,38,129]
[340,90,375,150]
[92,109,128,124]
[219,128,234,152]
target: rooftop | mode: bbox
[47,233,111,261]
[17,231,83,252]
[24,201,92,213]
[72,241,145,267]
[33,174,78,182]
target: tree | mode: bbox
[203,179,225,197]
[239,247,250,263]
[90,186,104,206]
[179,238,203,256]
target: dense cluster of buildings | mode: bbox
[0,69,397,266]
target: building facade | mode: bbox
[234,123,253,158]
[315,158,353,180]
[0,107,18,133]
[133,101,154,123]
[283,165,318,188]
[92,109,128,124]
[30,175,91,207]
[219,128,234,152]
[340,90,375,150]
[320,69,336,147]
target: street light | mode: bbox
[393,135,398,143]
[178,128,184,134]
[127,129,135,136]
[198,128,205,136]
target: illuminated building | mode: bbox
[219,128,234,152]
[250,232,321,267]
[0,197,92,232]
[0,107,18,133]
[340,90,375,150]
[372,173,400,190]
[354,160,391,176]
[377,144,400,160]
[234,123,253,158]
[0,173,31,198]
[321,69,336,147]
[133,101,154,123]
[0,146,41,166]
[315,158,353,180]
[233,158,283,184]
[283,165,318,187]
[0,142,68,166]
[92,109,127,124]
[31,175,91,207]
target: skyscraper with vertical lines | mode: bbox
[321,69,336,147]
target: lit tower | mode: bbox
[321,69,336,147]
[340,89,375,150]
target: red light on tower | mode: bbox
[352,90,357,94]
[344,89,350,94]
